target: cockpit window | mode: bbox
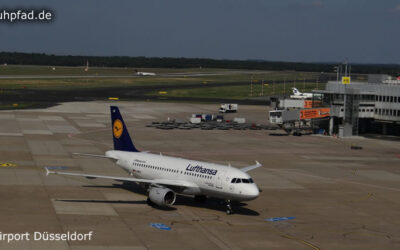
[231,178,254,184]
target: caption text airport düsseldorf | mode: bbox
[0,232,93,243]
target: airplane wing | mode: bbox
[240,161,262,173]
[45,168,198,188]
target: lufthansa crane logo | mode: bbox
[113,119,123,139]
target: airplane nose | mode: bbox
[247,185,259,200]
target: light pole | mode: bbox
[250,75,253,97]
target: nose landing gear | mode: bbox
[226,200,233,215]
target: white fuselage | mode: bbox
[106,150,259,201]
[290,93,313,99]
[136,72,156,76]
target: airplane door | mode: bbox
[216,171,225,189]
[225,174,234,192]
[229,177,234,192]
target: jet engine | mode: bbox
[148,187,176,207]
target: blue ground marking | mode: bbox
[266,217,296,222]
[46,166,69,170]
[149,223,171,231]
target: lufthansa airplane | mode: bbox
[46,106,261,214]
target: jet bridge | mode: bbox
[269,108,330,134]
[269,108,330,124]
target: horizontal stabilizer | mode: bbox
[72,153,117,160]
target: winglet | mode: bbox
[240,161,263,173]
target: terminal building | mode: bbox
[270,74,400,137]
[314,75,400,136]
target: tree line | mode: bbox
[0,51,399,75]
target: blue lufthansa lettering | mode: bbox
[186,164,218,175]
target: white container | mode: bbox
[190,117,201,124]
[233,117,246,123]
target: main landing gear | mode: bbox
[226,200,233,215]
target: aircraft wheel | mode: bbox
[226,200,233,215]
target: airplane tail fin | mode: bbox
[110,106,139,152]
[292,87,300,95]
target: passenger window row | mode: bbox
[132,162,213,179]
[133,162,179,173]
[184,171,212,179]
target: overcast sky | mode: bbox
[1,0,399,64]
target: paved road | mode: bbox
[0,101,398,249]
